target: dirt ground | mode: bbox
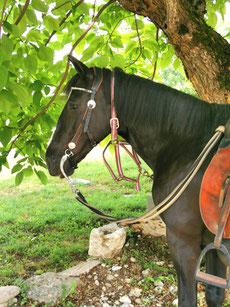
[57,220,230,306]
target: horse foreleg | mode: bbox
[205,249,226,307]
[166,228,201,307]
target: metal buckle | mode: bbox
[65,148,74,157]
[110,117,119,129]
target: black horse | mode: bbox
[46,56,230,306]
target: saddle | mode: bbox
[196,122,230,289]
[200,123,230,239]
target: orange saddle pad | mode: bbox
[200,146,230,239]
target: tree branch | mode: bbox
[106,15,132,45]
[15,0,30,25]
[52,0,72,12]
[125,14,142,68]
[151,27,159,80]
[0,0,8,38]
[45,0,84,47]
[4,2,15,23]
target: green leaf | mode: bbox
[131,19,144,30]
[1,35,14,55]
[25,54,37,74]
[13,84,29,107]
[11,164,23,174]
[94,55,109,68]
[31,0,48,12]
[0,90,18,114]
[43,16,59,31]
[15,171,24,186]
[38,46,54,63]
[26,29,42,42]
[23,166,33,177]
[26,9,38,24]
[111,37,123,48]
[0,127,12,146]
[206,12,217,28]
[0,48,3,65]
[33,91,42,106]
[110,54,125,69]
[125,40,136,53]
[173,57,181,70]
[35,170,48,185]
[0,65,8,91]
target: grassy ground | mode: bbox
[0,156,153,286]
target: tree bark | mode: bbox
[118,0,230,104]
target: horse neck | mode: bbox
[114,71,230,169]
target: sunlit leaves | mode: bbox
[0,0,228,186]
[0,65,8,91]
[31,0,48,12]
[25,55,38,75]
[15,171,24,186]
[35,169,48,185]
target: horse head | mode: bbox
[46,56,111,177]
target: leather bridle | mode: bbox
[65,68,150,189]
[66,67,103,168]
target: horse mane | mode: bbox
[114,68,229,139]
[64,66,230,141]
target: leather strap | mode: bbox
[102,72,151,191]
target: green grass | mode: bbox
[0,156,153,285]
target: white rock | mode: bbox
[154,280,164,288]
[129,287,142,297]
[135,298,143,305]
[60,259,100,276]
[0,286,20,304]
[88,223,126,259]
[130,257,136,263]
[107,274,115,281]
[111,266,122,271]
[132,219,166,237]
[102,303,111,307]
[155,261,165,266]
[121,304,130,307]
[120,295,131,304]
[25,272,79,304]
[95,280,100,286]
[142,268,151,277]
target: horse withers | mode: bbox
[46,56,230,306]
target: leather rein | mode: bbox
[60,68,225,225]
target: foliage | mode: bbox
[0,0,229,185]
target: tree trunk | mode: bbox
[118,0,230,104]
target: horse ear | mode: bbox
[68,55,90,77]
